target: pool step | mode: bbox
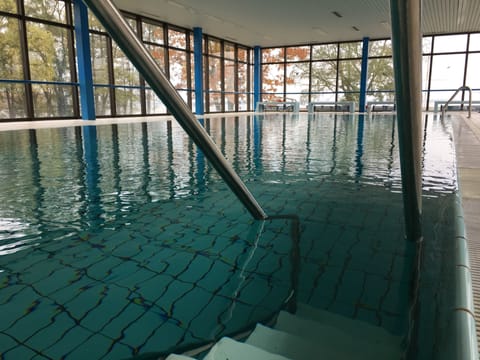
[166,303,403,360]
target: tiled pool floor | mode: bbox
[0,113,461,359]
[0,179,415,359]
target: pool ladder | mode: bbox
[441,86,473,118]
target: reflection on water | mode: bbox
[0,113,459,358]
[0,114,457,253]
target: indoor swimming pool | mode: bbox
[0,113,463,359]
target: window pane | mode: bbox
[224,43,235,59]
[125,17,136,33]
[0,0,17,13]
[209,57,221,91]
[312,43,337,60]
[115,88,141,115]
[24,0,66,23]
[32,84,75,117]
[169,49,187,89]
[422,36,433,53]
[422,55,431,91]
[112,44,139,86]
[262,63,284,93]
[0,83,26,119]
[208,38,221,57]
[311,61,336,92]
[238,63,248,92]
[238,47,247,62]
[224,60,235,92]
[88,10,105,32]
[145,44,165,71]
[469,33,480,51]
[238,94,247,111]
[142,21,164,44]
[339,42,362,58]
[286,63,309,107]
[433,34,467,53]
[0,17,24,80]
[466,53,480,89]
[145,89,166,114]
[338,59,361,101]
[310,93,336,102]
[368,58,394,101]
[208,92,221,112]
[168,28,186,49]
[369,39,392,57]
[93,86,110,116]
[286,46,310,61]
[90,33,109,84]
[262,48,284,63]
[224,94,235,111]
[27,22,72,82]
[430,54,465,91]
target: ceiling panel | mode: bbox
[113,0,480,47]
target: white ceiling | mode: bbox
[113,0,480,47]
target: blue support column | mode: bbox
[74,0,96,120]
[193,27,204,115]
[359,37,369,113]
[253,46,261,111]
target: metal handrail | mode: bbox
[441,86,472,118]
[83,0,266,220]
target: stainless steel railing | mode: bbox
[441,86,473,118]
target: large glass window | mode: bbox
[24,0,66,23]
[2,1,480,120]
[433,34,468,53]
[0,0,18,13]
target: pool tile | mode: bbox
[33,267,79,296]
[26,312,76,351]
[141,320,186,354]
[121,311,169,350]
[41,325,93,359]
[65,284,110,321]
[67,333,115,359]
[87,257,124,281]
[0,287,42,331]
[2,344,39,359]
[0,332,18,354]
[336,270,365,304]
[196,260,234,293]
[155,281,194,314]
[361,274,389,310]
[101,302,147,340]
[80,285,130,332]
[172,286,212,324]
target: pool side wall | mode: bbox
[446,190,479,360]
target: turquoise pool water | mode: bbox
[0,113,458,359]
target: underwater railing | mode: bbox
[441,86,473,119]
[82,0,266,220]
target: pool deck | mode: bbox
[451,111,480,353]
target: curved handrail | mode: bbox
[441,86,472,118]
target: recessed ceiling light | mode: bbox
[312,27,327,35]
[352,26,360,31]
[205,14,223,23]
[332,11,343,18]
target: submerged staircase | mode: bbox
[166,303,403,360]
